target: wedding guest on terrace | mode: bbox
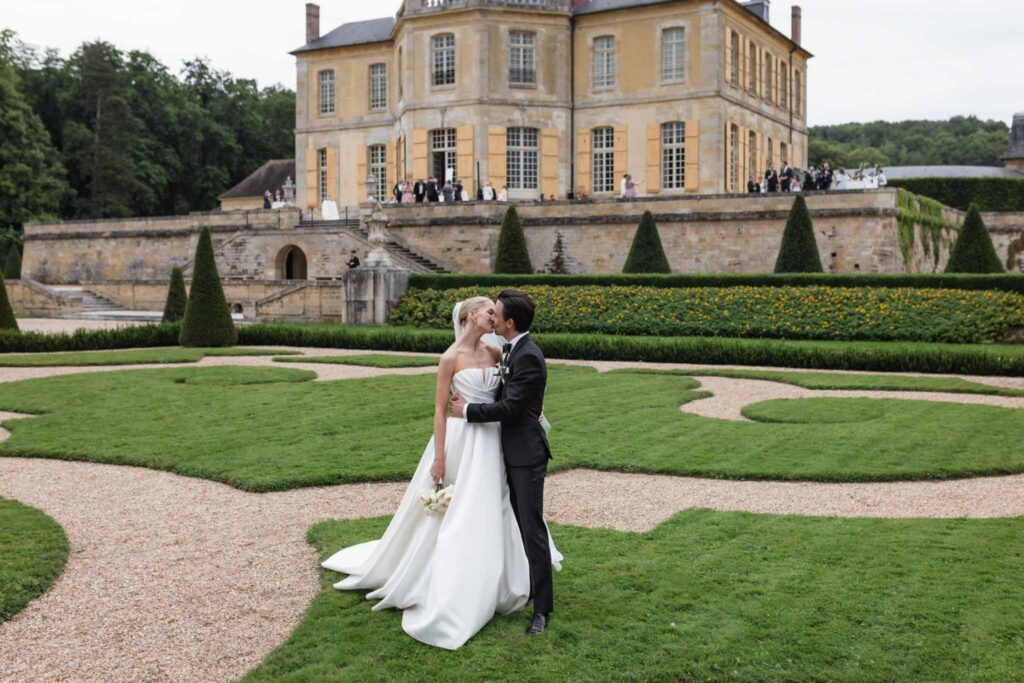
[765,163,779,192]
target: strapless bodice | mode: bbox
[451,366,500,404]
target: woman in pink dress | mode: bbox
[624,174,642,199]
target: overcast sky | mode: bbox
[4,0,1021,128]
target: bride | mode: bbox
[321,297,562,650]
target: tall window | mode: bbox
[398,48,403,97]
[763,53,774,104]
[368,145,387,201]
[795,70,803,118]
[593,36,616,90]
[661,122,686,190]
[509,31,536,85]
[747,40,757,93]
[432,34,456,86]
[662,28,686,82]
[592,127,615,193]
[748,130,757,183]
[729,31,740,86]
[430,128,457,181]
[318,71,335,116]
[780,61,789,110]
[727,124,739,193]
[369,64,387,110]
[318,148,328,202]
[506,127,539,190]
[780,142,789,165]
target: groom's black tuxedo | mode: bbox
[466,333,553,615]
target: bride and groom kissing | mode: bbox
[321,289,563,650]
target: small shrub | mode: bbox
[3,245,21,280]
[945,205,1005,274]
[623,211,671,273]
[494,205,534,274]
[162,267,188,323]
[179,227,237,347]
[0,274,18,332]
[775,195,823,273]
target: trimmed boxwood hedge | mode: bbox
[889,177,1024,212]
[0,323,181,354]
[407,272,1024,294]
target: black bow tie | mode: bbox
[502,343,512,356]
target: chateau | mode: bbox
[293,0,811,208]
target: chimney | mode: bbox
[791,5,802,45]
[306,3,320,45]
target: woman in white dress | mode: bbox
[321,297,562,650]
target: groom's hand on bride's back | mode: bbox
[451,394,466,418]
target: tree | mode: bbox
[162,266,188,322]
[3,245,21,279]
[774,195,823,273]
[623,211,671,273]
[944,205,1004,274]
[0,274,17,331]
[494,205,533,274]
[179,227,236,346]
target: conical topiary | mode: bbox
[944,205,1004,273]
[179,227,236,347]
[774,195,823,273]
[494,205,534,274]
[3,245,21,280]
[623,211,671,273]
[162,266,188,323]
[0,274,18,332]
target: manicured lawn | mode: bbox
[242,513,1024,682]
[0,497,69,622]
[1,366,1022,490]
[0,347,299,367]
[614,368,1024,396]
[274,354,439,368]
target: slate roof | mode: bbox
[219,160,296,199]
[884,166,1024,180]
[292,16,396,54]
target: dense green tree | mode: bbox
[179,228,236,346]
[162,266,188,323]
[774,195,823,273]
[494,205,534,274]
[944,206,1004,274]
[0,274,17,331]
[4,245,21,279]
[623,211,671,273]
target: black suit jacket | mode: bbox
[466,335,552,467]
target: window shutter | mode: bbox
[738,127,748,190]
[757,48,764,98]
[739,35,748,92]
[724,28,733,85]
[646,123,661,194]
[487,125,507,189]
[541,128,559,199]
[457,125,475,195]
[684,120,699,192]
[773,57,780,106]
[354,145,365,203]
[386,142,397,194]
[412,129,428,180]
[754,132,763,183]
[305,150,317,208]
[613,125,628,189]
[576,129,591,195]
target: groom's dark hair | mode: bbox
[498,289,535,333]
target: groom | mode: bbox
[451,289,553,635]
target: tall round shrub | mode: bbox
[494,205,534,274]
[3,246,22,280]
[162,266,188,323]
[179,227,236,347]
[774,195,823,273]
[623,211,671,273]
[0,274,18,332]
[945,205,1004,274]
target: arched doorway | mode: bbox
[276,246,308,280]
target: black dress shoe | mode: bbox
[526,612,548,635]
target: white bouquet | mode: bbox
[421,484,455,516]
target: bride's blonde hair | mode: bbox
[458,296,491,329]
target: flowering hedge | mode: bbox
[389,285,1024,344]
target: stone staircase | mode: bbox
[316,219,452,273]
[44,286,160,321]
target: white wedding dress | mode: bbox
[321,365,563,650]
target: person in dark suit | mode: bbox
[346,250,360,269]
[453,178,464,202]
[747,176,761,193]
[414,180,426,203]
[765,164,779,192]
[451,289,553,636]
[426,178,440,202]
[780,161,793,192]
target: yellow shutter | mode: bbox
[684,120,699,193]
[353,145,365,203]
[326,146,338,204]
[412,128,428,181]
[386,142,396,195]
[541,127,559,199]
[773,57,780,106]
[646,123,661,194]
[613,125,628,191]
[487,125,507,190]
[305,150,317,208]
[753,131,762,184]
[757,48,764,98]
[457,125,475,195]
[724,28,733,86]
[739,36,748,93]
[738,127,748,190]
[576,129,591,195]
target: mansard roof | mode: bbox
[291,16,396,54]
[219,160,296,199]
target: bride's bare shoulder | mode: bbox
[437,347,458,374]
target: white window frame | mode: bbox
[430,128,457,181]
[506,127,539,190]
[431,33,456,87]
[729,32,740,86]
[592,127,615,193]
[747,39,757,94]
[661,122,686,190]
[593,36,616,90]
[318,71,335,116]
[661,28,686,83]
[509,31,536,86]
[763,52,774,104]
[780,60,789,111]
[728,124,739,193]
[369,64,387,111]
[368,145,387,201]
[318,148,328,202]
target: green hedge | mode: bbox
[390,285,1024,344]
[0,323,181,354]
[889,177,1024,212]
[408,272,1024,294]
